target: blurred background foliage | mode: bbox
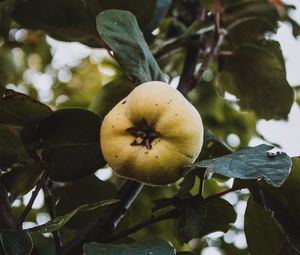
[0,0,299,254]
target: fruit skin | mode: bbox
[100,81,204,185]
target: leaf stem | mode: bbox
[199,176,205,196]
[18,171,48,228]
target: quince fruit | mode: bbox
[100,81,203,185]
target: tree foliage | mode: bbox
[0,0,299,254]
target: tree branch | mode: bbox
[152,26,213,59]
[194,0,226,83]
[18,171,48,227]
[43,179,62,254]
[60,180,143,255]
[205,187,237,202]
[104,209,180,243]
[177,45,201,96]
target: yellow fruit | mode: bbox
[100,81,204,185]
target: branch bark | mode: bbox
[177,45,201,96]
[43,179,62,254]
[194,0,226,83]
[18,171,48,227]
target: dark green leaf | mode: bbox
[0,162,43,200]
[245,196,298,255]
[218,42,294,120]
[223,1,278,27]
[152,197,177,214]
[0,230,33,255]
[21,108,106,181]
[257,157,300,253]
[200,0,242,10]
[200,198,236,237]
[177,196,206,242]
[96,9,165,84]
[84,239,176,255]
[285,16,300,38]
[198,129,233,161]
[188,144,291,187]
[0,89,52,126]
[295,86,300,106]
[144,0,172,33]
[177,173,196,199]
[0,124,30,170]
[28,200,118,233]
[12,0,158,47]
[227,16,276,45]
[88,76,135,117]
[53,175,116,230]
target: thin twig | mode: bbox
[199,176,205,196]
[104,209,181,243]
[43,179,62,254]
[153,26,213,59]
[215,0,221,34]
[18,171,48,227]
[194,0,226,83]
[205,187,236,202]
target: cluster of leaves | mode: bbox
[0,0,300,255]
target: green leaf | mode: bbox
[96,9,165,84]
[177,173,196,199]
[198,129,233,161]
[177,196,206,242]
[21,108,106,181]
[84,239,176,255]
[188,144,291,187]
[144,0,172,33]
[295,86,300,106]
[218,42,294,120]
[223,1,278,27]
[0,124,31,170]
[257,157,300,252]
[0,89,52,126]
[0,162,43,200]
[53,175,116,230]
[245,196,298,255]
[88,77,135,117]
[200,0,242,10]
[227,16,276,45]
[285,15,300,38]
[28,200,118,234]
[200,198,236,237]
[0,230,33,255]
[11,0,159,47]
